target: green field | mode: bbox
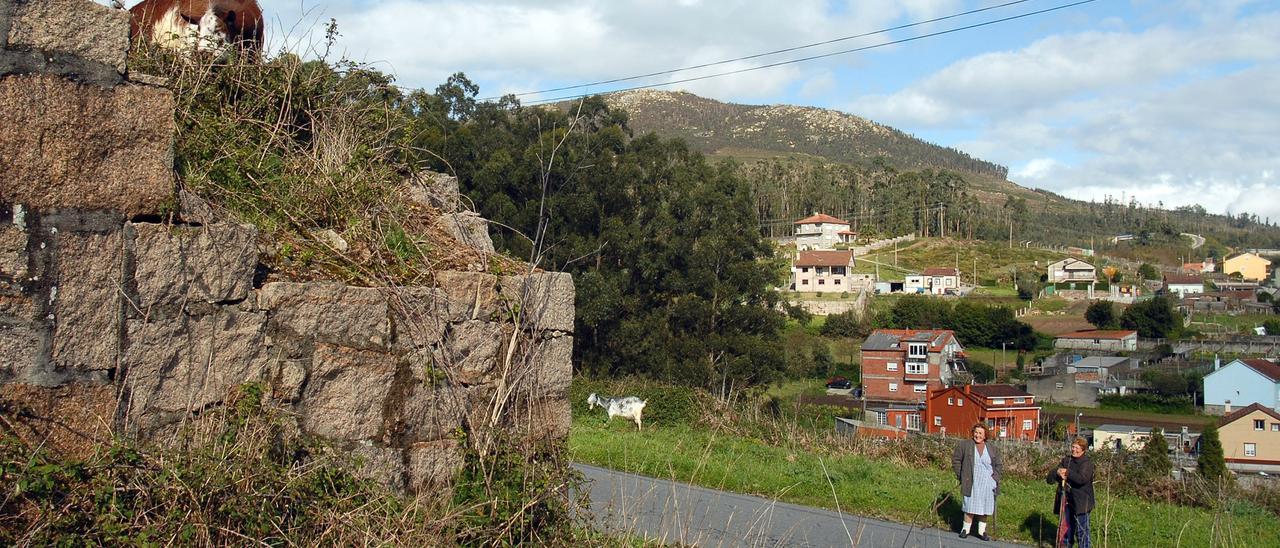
[853,238,1067,285]
[570,423,1276,546]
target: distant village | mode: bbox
[784,212,1280,478]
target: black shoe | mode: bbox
[975,533,991,541]
[959,530,968,539]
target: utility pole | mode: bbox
[1008,219,1013,248]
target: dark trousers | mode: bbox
[1064,508,1090,548]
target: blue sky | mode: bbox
[232,1,1279,219]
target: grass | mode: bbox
[853,238,1067,286]
[569,422,1277,546]
[1187,312,1275,336]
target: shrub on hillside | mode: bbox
[1097,393,1195,414]
[819,310,870,338]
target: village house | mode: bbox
[790,250,857,293]
[1224,252,1272,282]
[861,329,967,402]
[1217,403,1280,473]
[1203,358,1280,415]
[1025,355,1139,407]
[1046,257,1098,284]
[794,213,850,250]
[925,384,1041,441]
[1181,258,1215,274]
[903,267,962,295]
[1163,273,1205,298]
[1053,330,1139,352]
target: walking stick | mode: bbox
[1055,476,1070,548]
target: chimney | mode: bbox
[1214,354,1220,371]
[1225,400,1232,414]
[964,384,971,395]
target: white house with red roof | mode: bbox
[1204,358,1280,415]
[1053,330,1139,352]
[904,267,962,295]
[794,213,850,250]
[791,250,857,293]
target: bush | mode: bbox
[819,310,870,338]
[1097,393,1195,414]
[570,377,708,428]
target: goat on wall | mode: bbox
[587,393,647,431]
[129,0,264,56]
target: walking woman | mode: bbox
[952,422,1001,541]
[1047,437,1095,548]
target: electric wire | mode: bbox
[480,0,1038,101]
[524,0,1098,106]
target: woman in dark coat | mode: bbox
[1047,437,1095,548]
[952,422,1002,541]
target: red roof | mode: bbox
[1220,403,1280,427]
[922,267,960,277]
[837,230,858,235]
[969,384,1033,398]
[1240,359,1280,383]
[794,213,849,225]
[1058,330,1137,340]
[795,250,854,267]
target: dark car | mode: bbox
[825,377,852,390]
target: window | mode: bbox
[801,267,809,273]
[1023,420,1033,431]
[833,266,846,275]
[1255,419,1266,431]
[957,398,964,407]
[913,384,928,393]
[1272,423,1280,432]
[907,414,921,431]
[889,383,898,392]
[801,279,809,285]
[1015,398,1026,404]
[1245,443,1257,457]
[887,362,898,372]
[908,343,927,357]
[906,362,928,375]
[948,397,955,406]
[992,398,1006,405]
[818,279,825,285]
[834,279,842,285]
[1055,382,1065,390]
[935,416,943,427]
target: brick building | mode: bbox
[925,384,1041,441]
[861,329,966,402]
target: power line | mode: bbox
[526,0,1098,106]
[481,0,1037,102]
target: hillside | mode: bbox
[606,90,1008,180]
[598,90,1280,252]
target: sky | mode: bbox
[173,0,1280,220]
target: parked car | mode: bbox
[826,377,852,390]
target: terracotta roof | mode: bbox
[969,384,1033,398]
[922,267,960,277]
[795,250,854,267]
[1163,274,1204,285]
[1240,359,1280,383]
[837,230,858,235]
[1220,402,1280,427]
[1057,330,1138,340]
[862,329,958,352]
[794,213,849,225]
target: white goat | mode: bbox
[587,392,647,430]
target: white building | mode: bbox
[791,250,857,293]
[1047,258,1097,284]
[794,213,850,250]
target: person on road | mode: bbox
[1047,437,1096,548]
[952,422,1001,541]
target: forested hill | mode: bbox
[603,90,1008,179]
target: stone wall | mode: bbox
[0,0,573,492]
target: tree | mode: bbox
[1085,300,1118,329]
[1263,318,1280,336]
[1121,296,1180,338]
[820,310,871,338]
[1138,263,1161,280]
[1141,427,1172,479]
[1197,422,1227,482]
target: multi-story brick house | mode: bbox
[861,329,966,402]
[790,250,857,293]
[925,384,1041,441]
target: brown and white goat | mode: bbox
[129,0,263,56]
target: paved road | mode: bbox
[1180,233,1205,250]
[575,463,1023,547]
